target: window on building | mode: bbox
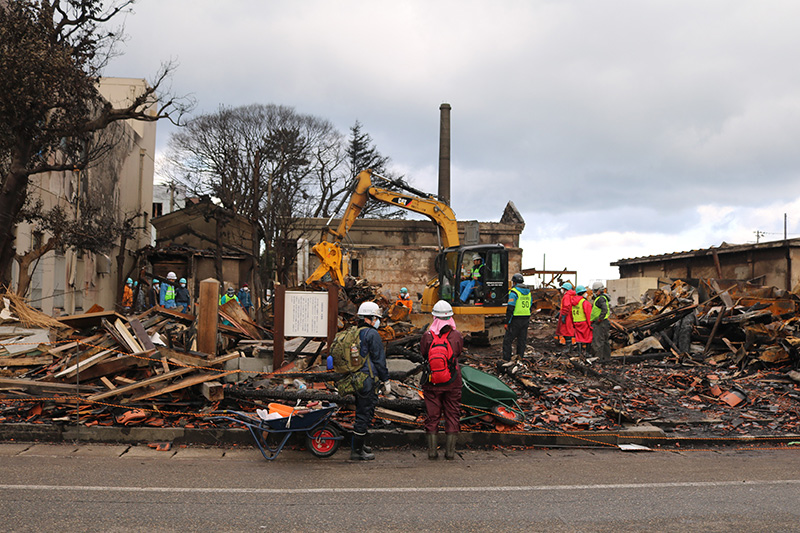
[153,202,163,218]
[350,259,360,278]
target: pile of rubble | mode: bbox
[1,277,799,442]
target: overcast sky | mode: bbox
[105,0,800,285]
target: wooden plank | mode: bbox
[710,279,735,309]
[197,278,219,355]
[58,311,126,330]
[114,319,144,353]
[54,349,114,378]
[0,378,97,393]
[219,300,260,339]
[87,352,240,401]
[64,354,150,383]
[114,376,136,384]
[130,371,237,401]
[129,319,156,351]
[0,354,53,366]
[201,381,224,401]
[100,376,116,390]
[48,341,79,354]
[160,357,170,374]
[102,319,131,352]
[375,406,418,422]
[89,366,197,400]
[159,347,213,368]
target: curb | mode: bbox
[1,422,798,449]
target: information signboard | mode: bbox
[284,291,328,337]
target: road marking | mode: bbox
[1,480,800,495]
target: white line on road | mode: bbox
[1,480,800,495]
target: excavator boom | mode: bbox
[306,169,459,284]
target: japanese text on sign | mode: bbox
[284,291,328,337]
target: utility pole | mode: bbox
[755,230,765,243]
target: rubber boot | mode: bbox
[363,432,372,454]
[445,433,457,460]
[350,433,375,461]
[426,433,438,460]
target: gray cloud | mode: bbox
[106,0,800,278]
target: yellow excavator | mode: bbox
[306,169,509,335]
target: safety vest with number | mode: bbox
[511,287,532,317]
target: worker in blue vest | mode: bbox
[159,271,178,309]
[503,273,532,362]
[590,281,612,361]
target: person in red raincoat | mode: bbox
[556,282,579,350]
[571,285,593,352]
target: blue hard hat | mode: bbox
[561,282,573,290]
[576,285,587,294]
[179,278,186,284]
[400,287,408,294]
[126,278,133,285]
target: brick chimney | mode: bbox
[438,103,451,205]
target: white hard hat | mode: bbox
[472,254,481,261]
[592,281,605,291]
[357,301,381,318]
[167,271,177,280]
[431,300,454,318]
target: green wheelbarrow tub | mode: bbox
[459,365,525,425]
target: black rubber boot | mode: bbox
[350,433,375,461]
[426,433,438,460]
[363,432,372,454]
[445,433,456,460]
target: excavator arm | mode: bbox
[306,169,460,285]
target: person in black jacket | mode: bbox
[350,301,389,461]
[148,280,160,309]
[175,278,191,313]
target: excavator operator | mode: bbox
[459,254,485,303]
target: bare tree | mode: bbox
[0,0,193,288]
[345,120,408,219]
[163,104,346,284]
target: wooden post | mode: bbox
[274,284,285,369]
[197,278,220,356]
[326,284,338,355]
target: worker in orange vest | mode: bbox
[396,287,413,312]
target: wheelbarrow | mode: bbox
[460,365,526,426]
[211,403,343,461]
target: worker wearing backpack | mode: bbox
[420,300,464,460]
[350,301,389,461]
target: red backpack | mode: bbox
[427,330,455,384]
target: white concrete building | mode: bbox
[12,78,157,315]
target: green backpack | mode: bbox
[330,326,374,395]
[330,326,366,373]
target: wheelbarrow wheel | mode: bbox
[490,405,525,426]
[307,424,341,458]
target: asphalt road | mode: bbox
[1,442,799,532]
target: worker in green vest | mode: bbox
[590,281,612,361]
[502,273,532,362]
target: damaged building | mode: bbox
[11,78,157,316]
[609,238,800,305]
[148,198,257,303]
[294,202,525,304]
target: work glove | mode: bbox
[382,381,392,395]
[560,314,566,324]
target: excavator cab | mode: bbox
[436,244,508,308]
